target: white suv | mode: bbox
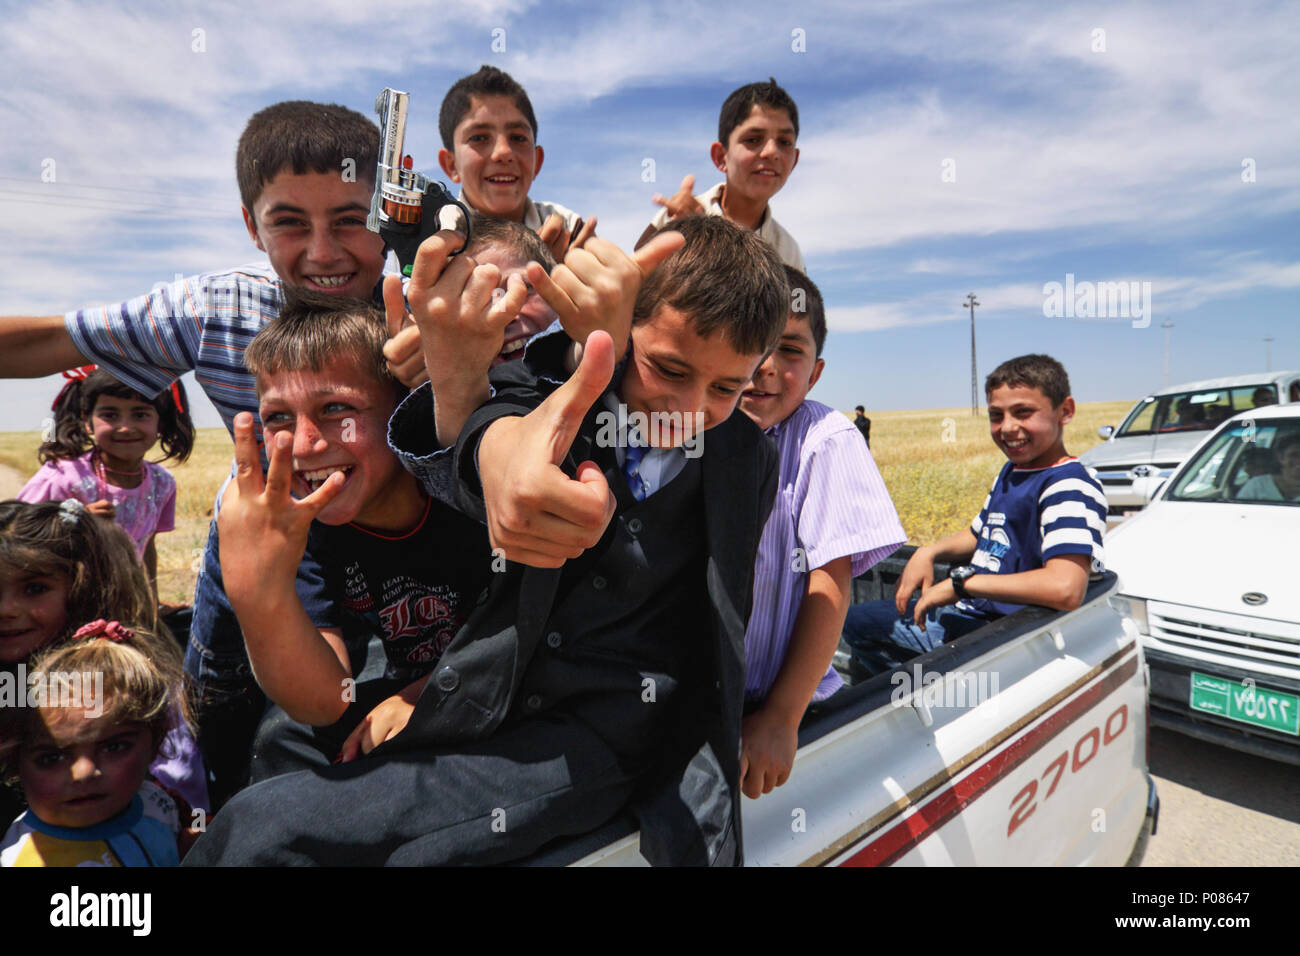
[1081,370,1300,522]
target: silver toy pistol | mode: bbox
[367,88,470,275]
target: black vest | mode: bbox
[506,452,709,765]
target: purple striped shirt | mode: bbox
[744,400,907,703]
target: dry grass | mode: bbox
[0,428,233,604]
[0,400,1133,602]
[857,400,1133,544]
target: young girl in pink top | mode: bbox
[19,367,194,597]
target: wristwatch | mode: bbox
[948,565,980,600]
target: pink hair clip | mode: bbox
[72,619,134,643]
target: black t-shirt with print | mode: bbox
[295,495,493,682]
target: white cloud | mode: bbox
[2,0,1297,345]
[827,258,1300,332]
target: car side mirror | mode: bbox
[1098,425,1114,439]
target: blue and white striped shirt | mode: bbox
[963,459,1107,618]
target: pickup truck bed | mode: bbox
[523,549,1158,866]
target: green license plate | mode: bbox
[1189,672,1300,736]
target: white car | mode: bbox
[1106,404,1300,765]
[1081,370,1300,522]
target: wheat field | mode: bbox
[0,399,1133,604]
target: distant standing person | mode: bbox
[854,405,871,448]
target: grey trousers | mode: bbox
[183,714,638,866]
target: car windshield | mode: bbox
[1166,419,1300,504]
[1115,385,1278,437]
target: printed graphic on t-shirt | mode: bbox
[974,523,1011,571]
[341,561,373,613]
[300,501,493,678]
[370,580,462,666]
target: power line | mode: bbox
[0,192,233,222]
[0,174,234,210]
[0,186,230,217]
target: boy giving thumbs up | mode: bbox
[188,216,788,868]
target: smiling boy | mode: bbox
[457,216,559,368]
[214,288,492,773]
[186,216,787,867]
[638,78,805,271]
[438,66,588,261]
[843,355,1107,677]
[0,100,389,803]
[737,267,904,799]
[0,101,386,423]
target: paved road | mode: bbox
[1141,726,1300,866]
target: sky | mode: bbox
[0,0,1297,431]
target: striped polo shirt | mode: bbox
[743,400,907,704]
[65,262,288,434]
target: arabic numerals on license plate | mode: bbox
[1236,691,1285,723]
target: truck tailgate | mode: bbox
[745,575,1150,866]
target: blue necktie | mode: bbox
[623,443,648,502]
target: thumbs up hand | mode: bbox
[476,330,618,567]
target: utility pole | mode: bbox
[1264,336,1273,372]
[964,293,980,416]
[1161,321,1174,387]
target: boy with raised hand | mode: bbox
[636,78,805,271]
[736,267,905,800]
[214,287,504,778]
[379,66,597,388]
[0,100,389,805]
[843,355,1107,678]
[185,217,786,867]
[437,65,595,263]
[0,99,386,419]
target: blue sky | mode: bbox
[1,0,1297,431]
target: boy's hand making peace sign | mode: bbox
[652,174,704,221]
[217,413,345,609]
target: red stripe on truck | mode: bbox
[837,652,1138,866]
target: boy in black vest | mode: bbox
[186,216,786,866]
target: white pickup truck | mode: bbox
[525,547,1159,866]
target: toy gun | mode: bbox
[367,88,470,275]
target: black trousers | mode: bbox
[184,714,639,866]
